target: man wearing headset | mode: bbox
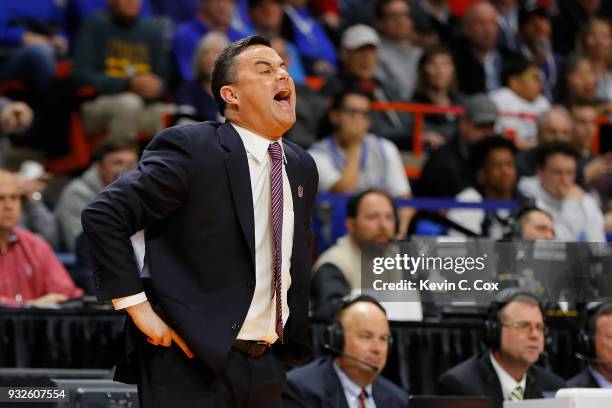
[282,295,408,407]
[437,290,565,408]
[568,302,612,388]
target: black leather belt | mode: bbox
[232,339,272,358]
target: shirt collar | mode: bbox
[589,365,612,388]
[490,353,526,399]
[231,122,287,164]
[332,360,374,400]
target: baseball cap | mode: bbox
[463,94,498,125]
[341,24,381,51]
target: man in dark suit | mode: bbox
[568,302,612,388]
[437,292,565,408]
[282,295,408,407]
[81,35,319,407]
[451,1,521,96]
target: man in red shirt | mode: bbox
[0,169,83,307]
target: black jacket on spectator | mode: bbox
[437,353,566,408]
[414,134,473,198]
[567,367,600,388]
[310,263,350,322]
[283,356,409,408]
[451,38,521,96]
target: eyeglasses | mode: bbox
[340,107,372,118]
[502,321,549,335]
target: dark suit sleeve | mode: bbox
[281,378,314,408]
[81,126,194,300]
[437,372,467,396]
[310,263,350,321]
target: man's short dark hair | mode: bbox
[593,303,612,334]
[92,140,139,163]
[346,189,395,218]
[331,85,374,111]
[534,141,580,169]
[211,35,271,115]
[469,135,517,172]
[501,57,537,87]
[516,205,553,226]
[247,0,282,8]
[375,0,410,20]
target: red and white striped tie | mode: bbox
[268,142,284,343]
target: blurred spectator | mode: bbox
[322,24,412,149]
[66,0,153,42]
[0,98,33,136]
[490,58,550,149]
[0,97,33,166]
[493,0,520,51]
[176,32,230,123]
[310,190,396,320]
[309,0,341,32]
[270,36,326,148]
[452,1,521,95]
[577,18,612,103]
[55,140,139,251]
[340,0,377,28]
[415,93,498,198]
[516,106,573,177]
[568,302,612,388]
[74,0,173,143]
[555,54,598,106]
[308,87,413,235]
[246,0,305,84]
[0,0,68,103]
[517,206,555,241]
[409,0,454,46]
[283,296,408,407]
[0,169,83,307]
[412,45,460,149]
[447,136,524,239]
[518,142,606,241]
[14,168,58,249]
[552,0,601,55]
[173,0,246,81]
[374,0,422,100]
[517,4,562,100]
[282,0,338,76]
[149,0,198,24]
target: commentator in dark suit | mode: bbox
[568,302,612,388]
[282,296,408,408]
[81,35,319,407]
[437,291,565,408]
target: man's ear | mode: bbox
[346,218,355,235]
[220,85,238,107]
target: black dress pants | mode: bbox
[137,341,286,408]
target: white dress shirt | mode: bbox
[490,353,526,400]
[112,123,294,345]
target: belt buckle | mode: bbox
[256,340,271,348]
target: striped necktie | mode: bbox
[268,142,284,343]
[508,385,524,401]
[358,388,367,408]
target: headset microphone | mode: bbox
[323,344,380,372]
[575,352,612,366]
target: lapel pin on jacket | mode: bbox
[298,185,304,198]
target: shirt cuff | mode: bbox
[112,292,148,310]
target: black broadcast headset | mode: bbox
[483,288,545,350]
[575,300,612,363]
[324,294,394,356]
